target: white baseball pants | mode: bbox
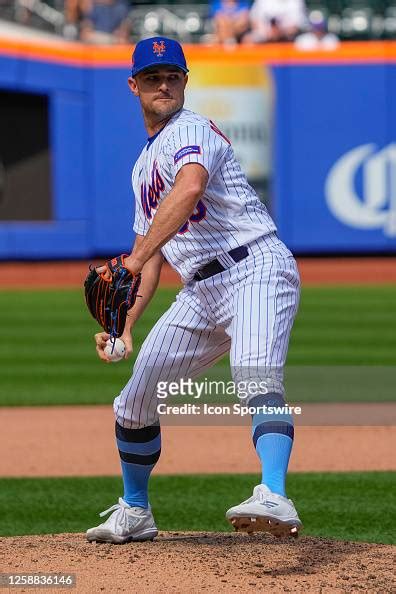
[114,234,300,428]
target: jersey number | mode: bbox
[178,200,207,234]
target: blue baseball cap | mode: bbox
[131,37,189,78]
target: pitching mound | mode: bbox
[1,533,394,592]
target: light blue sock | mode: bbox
[120,461,155,508]
[115,421,161,508]
[255,433,293,497]
[251,393,294,497]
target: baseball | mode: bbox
[104,338,126,362]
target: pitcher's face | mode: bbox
[129,66,187,121]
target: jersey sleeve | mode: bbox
[132,167,149,236]
[166,122,230,180]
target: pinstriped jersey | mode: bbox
[132,108,276,283]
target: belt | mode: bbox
[193,246,249,281]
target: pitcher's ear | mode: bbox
[128,77,139,96]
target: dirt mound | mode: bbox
[1,532,394,592]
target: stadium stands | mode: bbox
[0,0,396,40]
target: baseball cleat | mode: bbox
[86,497,158,544]
[226,484,302,538]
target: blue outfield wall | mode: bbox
[273,64,396,253]
[0,56,146,258]
[0,53,395,258]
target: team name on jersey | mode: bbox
[141,161,165,220]
[140,160,206,234]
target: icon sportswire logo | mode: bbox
[325,143,396,237]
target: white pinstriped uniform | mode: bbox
[114,108,300,428]
[132,109,276,283]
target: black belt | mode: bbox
[193,246,249,281]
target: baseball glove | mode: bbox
[84,254,141,338]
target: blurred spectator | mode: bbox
[211,0,250,45]
[243,0,306,42]
[80,0,130,44]
[295,14,339,50]
[63,0,91,40]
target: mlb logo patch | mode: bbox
[174,145,201,164]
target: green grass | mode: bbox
[0,472,394,544]
[0,286,395,406]
[290,286,396,365]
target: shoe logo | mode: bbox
[260,501,278,508]
[127,516,140,529]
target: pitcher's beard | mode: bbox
[149,99,183,122]
[158,107,180,121]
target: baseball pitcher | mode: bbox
[86,37,302,543]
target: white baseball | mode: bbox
[104,338,126,362]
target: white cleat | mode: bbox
[226,484,303,538]
[86,498,158,544]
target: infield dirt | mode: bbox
[1,404,395,476]
[1,257,396,288]
[1,532,395,593]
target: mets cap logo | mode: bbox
[153,40,166,57]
